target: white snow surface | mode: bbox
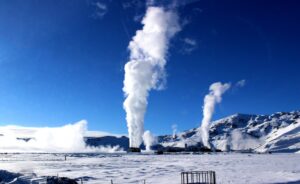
[0,153,299,184]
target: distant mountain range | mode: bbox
[85,136,129,150]
[86,111,300,153]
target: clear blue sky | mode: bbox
[0,0,299,135]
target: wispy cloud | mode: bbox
[133,14,144,22]
[181,37,198,54]
[184,38,197,46]
[122,0,144,10]
[236,79,246,87]
[122,0,137,9]
[91,1,108,19]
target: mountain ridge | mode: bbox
[155,111,300,153]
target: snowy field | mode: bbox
[0,153,300,184]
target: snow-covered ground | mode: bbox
[0,153,299,184]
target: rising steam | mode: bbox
[123,6,180,148]
[200,82,231,148]
[142,130,156,151]
[0,120,122,153]
[172,124,177,139]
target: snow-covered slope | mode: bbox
[158,111,300,153]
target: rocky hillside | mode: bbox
[158,111,300,153]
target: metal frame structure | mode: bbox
[181,171,216,184]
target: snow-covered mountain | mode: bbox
[157,111,300,153]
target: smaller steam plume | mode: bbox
[229,129,261,150]
[200,82,231,148]
[142,130,156,151]
[172,124,177,139]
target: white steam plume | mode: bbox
[123,6,180,148]
[0,120,123,153]
[142,130,156,151]
[229,129,261,151]
[200,82,231,148]
[172,124,177,139]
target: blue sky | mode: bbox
[0,0,299,135]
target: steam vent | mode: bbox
[128,147,141,153]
